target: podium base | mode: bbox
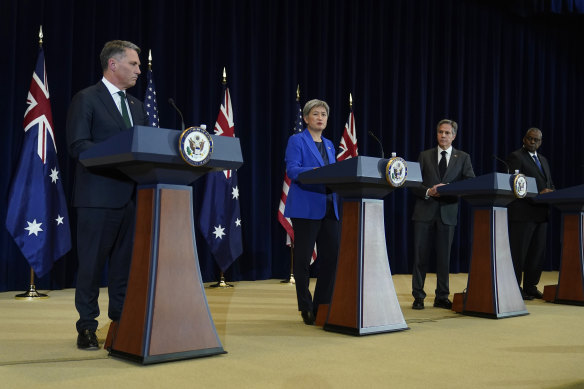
[543,284,584,306]
[324,323,409,336]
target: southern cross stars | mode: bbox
[213,225,226,239]
[25,219,43,236]
[49,167,59,183]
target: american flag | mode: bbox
[337,109,358,161]
[198,84,243,272]
[278,96,317,262]
[277,99,302,243]
[145,65,159,127]
[5,47,71,278]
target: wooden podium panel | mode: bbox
[324,199,408,335]
[544,213,584,305]
[107,185,225,364]
[455,207,528,318]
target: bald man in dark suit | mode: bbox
[67,40,148,349]
[507,128,554,300]
[411,119,475,310]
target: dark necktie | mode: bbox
[532,154,544,174]
[439,150,447,180]
[117,91,131,128]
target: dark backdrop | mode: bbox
[2,0,584,292]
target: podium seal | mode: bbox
[179,126,213,166]
[511,173,528,198]
[385,156,408,187]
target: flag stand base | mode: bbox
[209,276,234,288]
[281,274,295,284]
[15,284,49,300]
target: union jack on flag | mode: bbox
[213,86,235,179]
[5,47,71,278]
[337,109,358,161]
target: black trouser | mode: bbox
[291,215,339,315]
[508,220,547,292]
[75,201,135,333]
[412,218,455,300]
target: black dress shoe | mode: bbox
[77,329,99,350]
[301,310,315,325]
[412,298,424,310]
[525,288,543,299]
[521,289,534,300]
[433,298,453,309]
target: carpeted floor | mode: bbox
[0,272,583,389]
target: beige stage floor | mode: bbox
[0,272,583,389]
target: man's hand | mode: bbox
[428,183,446,197]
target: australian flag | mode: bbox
[198,85,243,272]
[5,48,71,278]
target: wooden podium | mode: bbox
[299,156,422,335]
[80,126,243,364]
[535,185,584,305]
[438,173,537,319]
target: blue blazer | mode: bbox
[284,129,339,220]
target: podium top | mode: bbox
[298,156,422,198]
[534,184,584,212]
[80,126,243,185]
[437,172,538,206]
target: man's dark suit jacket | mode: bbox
[66,81,148,208]
[506,147,554,222]
[412,147,475,226]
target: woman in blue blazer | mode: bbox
[284,99,339,325]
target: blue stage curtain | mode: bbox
[2,0,584,291]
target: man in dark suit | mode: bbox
[507,128,554,300]
[66,40,148,349]
[411,119,475,310]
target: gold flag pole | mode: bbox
[16,269,49,299]
[15,26,49,300]
[281,247,295,284]
[209,67,234,289]
[349,92,353,110]
[148,49,152,71]
[282,85,300,285]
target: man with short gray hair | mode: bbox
[67,40,149,349]
[411,119,475,310]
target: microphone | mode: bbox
[492,154,510,174]
[168,98,185,132]
[368,131,384,158]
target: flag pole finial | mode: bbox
[38,25,43,47]
[222,67,227,85]
[349,93,353,109]
[296,84,300,102]
[148,50,152,70]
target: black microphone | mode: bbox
[492,154,510,174]
[368,130,384,158]
[168,98,185,132]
